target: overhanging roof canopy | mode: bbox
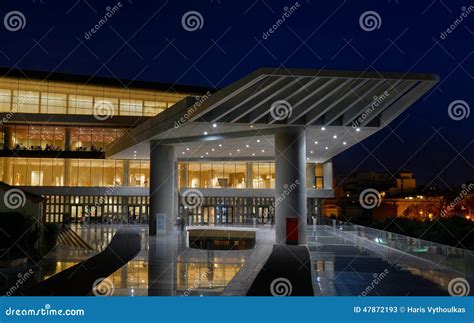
[106,68,438,162]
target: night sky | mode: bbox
[0,0,472,188]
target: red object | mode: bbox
[286,218,298,245]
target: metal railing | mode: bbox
[312,216,474,277]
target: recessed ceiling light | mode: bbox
[250,125,254,128]
[321,127,326,131]
[252,153,255,156]
[211,148,215,151]
[314,141,318,144]
[307,157,310,160]
[310,150,313,154]
[246,144,250,148]
[205,152,209,155]
[343,142,347,145]
[203,131,208,135]
[212,123,217,128]
[229,153,232,156]
[356,127,360,132]
[261,149,265,153]
[218,144,222,147]
[325,146,329,150]
[257,139,261,143]
[182,152,185,154]
[333,135,337,139]
[237,149,240,152]
[200,155,204,158]
[186,147,190,151]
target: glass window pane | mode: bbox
[40,93,67,114]
[188,163,200,188]
[0,89,11,112]
[13,91,40,113]
[120,99,143,116]
[69,95,93,115]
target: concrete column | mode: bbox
[179,162,189,188]
[122,160,130,186]
[306,163,316,189]
[274,128,307,245]
[246,162,253,189]
[64,159,72,186]
[4,126,14,149]
[149,142,176,236]
[65,127,73,150]
[3,158,12,185]
[323,160,333,189]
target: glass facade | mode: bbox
[179,162,323,189]
[0,77,188,117]
[0,158,149,187]
[0,159,321,189]
[2,125,124,151]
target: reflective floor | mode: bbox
[308,225,462,296]
[4,223,466,296]
[45,224,275,296]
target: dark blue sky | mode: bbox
[0,0,472,188]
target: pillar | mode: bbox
[323,160,333,189]
[306,163,316,189]
[3,158,12,185]
[4,126,14,150]
[149,142,177,236]
[65,127,72,150]
[179,162,189,188]
[246,162,253,188]
[274,128,307,245]
[122,160,130,186]
[64,159,72,186]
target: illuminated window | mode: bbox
[0,89,11,112]
[40,93,67,114]
[68,95,93,115]
[120,99,143,116]
[13,90,40,113]
[144,101,167,116]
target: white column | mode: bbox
[149,142,177,235]
[323,160,333,189]
[274,128,307,245]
